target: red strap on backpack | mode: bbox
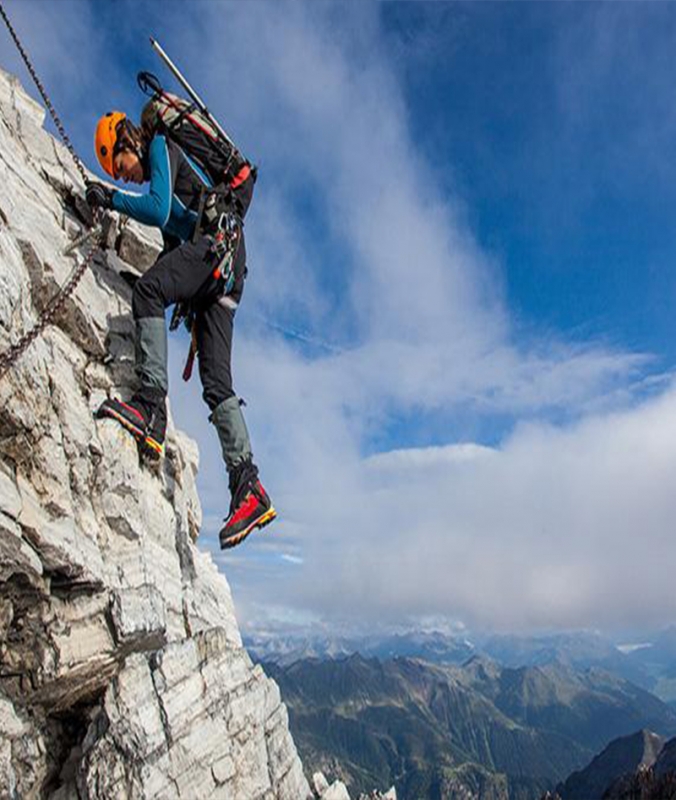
[229,164,251,189]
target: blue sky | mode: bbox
[3,1,676,637]
[396,3,676,359]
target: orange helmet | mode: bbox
[94,111,127,178]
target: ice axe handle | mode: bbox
[149,37,235,149]
[182,348,195,382]
[149,38,208,112]
[182,327,198,382]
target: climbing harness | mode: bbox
[0,1,104,379]
[208,209,240,292]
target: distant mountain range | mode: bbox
[247,627,676,702]
[264,654,676,800]
[246,629,476,668]
[480,628,676,705]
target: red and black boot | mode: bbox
[219,459,276,549]
[96,388,167,459]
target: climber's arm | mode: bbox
[111,136,175,229]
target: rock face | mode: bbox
[554,729,665,800]
[655,737,676,777]
[544,729,676,800]
[0,66,310,799]
[312,772,396,800]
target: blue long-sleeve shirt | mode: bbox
[111,135,212,243]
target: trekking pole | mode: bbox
[149,38,237,152]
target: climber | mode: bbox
[85,111,276,549]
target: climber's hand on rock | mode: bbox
[85,182,113,211]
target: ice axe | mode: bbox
[148,37,238,155]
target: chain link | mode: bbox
[0,0,89,185]
[0,242,102,379]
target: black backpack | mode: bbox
[137,71,250,189]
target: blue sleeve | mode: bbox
[111,136,173,228]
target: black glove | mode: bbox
[85,182,114,210]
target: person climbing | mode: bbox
[85,110,276,549]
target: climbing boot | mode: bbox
[141,396,167,459]
[219,459,276,549]
[96,388,167,459]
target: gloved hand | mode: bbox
[85,181,114,210]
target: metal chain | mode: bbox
[0,1,106,379]
[0,0,89,186]
[0,241,102,379]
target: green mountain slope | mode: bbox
[266,655,676,800]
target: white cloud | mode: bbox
[280,553,304,565]
[240,385,676,634]
[366,443,496,470]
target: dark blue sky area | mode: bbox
[382,3,676,362]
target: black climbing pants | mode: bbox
[131,231,246,411]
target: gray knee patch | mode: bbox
[210,396,252,471]
[135,317,168,394]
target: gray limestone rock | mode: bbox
[116,218,163,272]
[77,631,307,799]
[0,66,310,800]
[320,780,351,800]
[314,772,331,795]
[0,692,47,800]
[311,771,397,800]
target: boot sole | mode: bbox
[220,507,277,550]
[141,436,165,459]
[97,405,164,458]
[97,406,145,441]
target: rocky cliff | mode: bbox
[0,65,311,799]
[554,729,665,800]
[541,728,676,800]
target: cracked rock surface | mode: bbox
[311,772,397,800]
[0,66,310,800]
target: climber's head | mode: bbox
[113,148,145,185]
[94,111,146,184]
